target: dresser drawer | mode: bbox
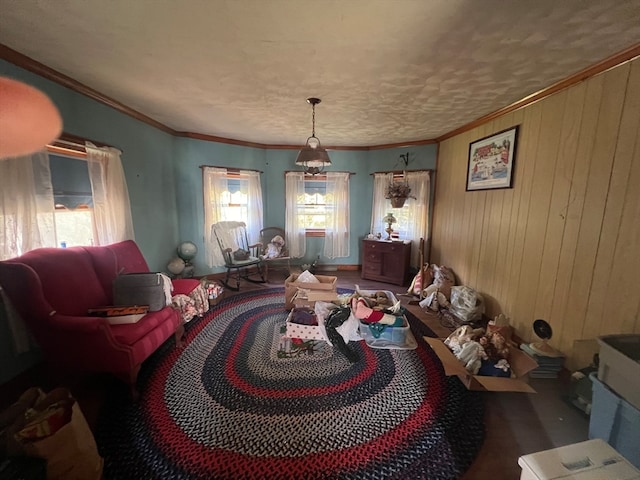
[361,239,411,286]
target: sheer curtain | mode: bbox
[370,171,431,268]
[323,172,350,258]
[404,170,431,267]
[370,172,394,237]
[203,167,230,267]
[0,150,56,260]
[0,150,56,353]
[244,170,264,246]
[285,172,306,258]
[85,143,135,245]
[203,167,264,267]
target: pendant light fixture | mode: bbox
[295,97,331,175]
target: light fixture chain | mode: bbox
[311,103,316,137]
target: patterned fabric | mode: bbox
[171,284,209,323]
[97,288,484,480]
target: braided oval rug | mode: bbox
[96,288,484,479]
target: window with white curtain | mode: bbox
[0,141,134,260]
[285,171,350,259]
[371,170,431,268]
[202,167,263,267]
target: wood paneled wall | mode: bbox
[432,58,640,369]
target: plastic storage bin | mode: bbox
[597,334,640,411]
[597,334,640,410]
[518,438,640,479]
[358,318,417,350]
[589,372,640,468]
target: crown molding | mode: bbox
[2,42,639,149]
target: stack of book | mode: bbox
[520,343,565,378]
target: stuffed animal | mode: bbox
[479,331,510,362]
[419,264,455,311]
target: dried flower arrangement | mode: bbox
[384,181,413,199]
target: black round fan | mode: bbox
[530,319,562,357]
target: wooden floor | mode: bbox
[0,269,589,479]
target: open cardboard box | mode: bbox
[424,337,539,393]
[285,273,338,310]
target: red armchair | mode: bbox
[0,241,201,393]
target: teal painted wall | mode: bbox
[172,137,267,275]
[0,60,437,383]
[173,144,437,276]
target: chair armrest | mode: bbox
[249,242,262,256]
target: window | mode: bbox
[202,167,263,268]
[299,177,327,235]
[371,170,431,268]
[219,176,250,222]
[285,171,350,259]
[0,139,132,259]
[49,154,95,247]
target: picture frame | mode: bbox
[466,126,519,191]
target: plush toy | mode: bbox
[419,264,455,311]
[479,331,510,362]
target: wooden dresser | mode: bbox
[361,239,411,286]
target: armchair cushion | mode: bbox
[110,308,179,346]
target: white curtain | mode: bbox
[203,167,229,267]
[244,170,264,246]
[285,172,306,258]
[203,167,264,267]
[0,150,55,354]
[370,171,430,268]
[323,172,350,258]
[404,170,431,267]
[0,150,56,260]
[85,143,135,245]
[370,172,394,238]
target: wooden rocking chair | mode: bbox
[212,221,265,291]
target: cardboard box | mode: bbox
[284,273,337,310]
[284,310,325,341]
[424,337,538,393]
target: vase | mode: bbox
[390,197,407,208]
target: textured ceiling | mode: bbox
[1,0,640,147]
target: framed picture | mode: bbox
[466,126,519,191]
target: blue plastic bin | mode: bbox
[589,372,640,468]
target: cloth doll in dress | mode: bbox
[263,235,285,259]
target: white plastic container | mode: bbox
[518,439,640,480]
[597,334,640,411]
